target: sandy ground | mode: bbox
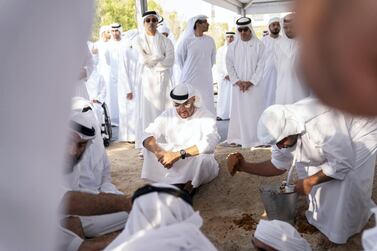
[107,142,377,251]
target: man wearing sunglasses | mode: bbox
[141,83,220,195]
[133,10,174,150]
[176,15,216,114]
[225,17,265,148]
[274,13,310,105]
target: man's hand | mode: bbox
[126,92,133,100]
[225,75,230,81]
[235,80,244,91]
[242,81,253,91]
[156,151,180,169]
[226,152,244,176]
[91,99,101,104]
[295,178,314,195]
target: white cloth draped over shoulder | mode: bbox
[274,31,310,104]
[258,98,377,244]
[176,15,216,114]
[255,220,311,251]
[215,44,232,119]
[261,35,281,108]
[225,29,265,147]
[133,31,174,148]
[104,184,217,251]
[141,107,220,187]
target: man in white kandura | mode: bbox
[71,97,122,194]
[227,98,377,244]
[252,220,311,251]
[215,31,235,121]
[176,15,216,114]
[104,183,217,251]
[275,13,310,104]
[261,17,281,108]
[225,17,265,148]
[141,83,220,195]
[117,39,141,142]
[59,109,131,251]
[105,23,124,125]
[133,10,175,148]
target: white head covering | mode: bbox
[99,25,110,38]
[268,17,281,26]
[235,16,257,40]
[70,97,96,141]
[104,183,217,251]
[170,83,202,108]
[111,23,122,33]
[176,14,207,50]
[362,208,377,251]
[255,220,312,251]
[257,104,305,145]
[257,98,330,145]
[142,10,159,22]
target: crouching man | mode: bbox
[141,83,220,195]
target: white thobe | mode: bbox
[226,38,265,147]
[106,40,125,124]
[271,106,377,244]
[176,35,216,114]
[95,40,111,94]
[261,35,281,108]
[133,32,174,148]
[215,44,232,119]
[274,38,310,104]
[86,69,106,123]
[141,107,220,187]
[118,47,141,142]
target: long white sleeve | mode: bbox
[225,44,240,83]
[250,43,265,86]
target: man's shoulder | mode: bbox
[195,107,216,120]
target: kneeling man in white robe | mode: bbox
[141,83,220,194]
[227,98,377,244]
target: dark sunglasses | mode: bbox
[145,18,158,23]
[238,27,250,33]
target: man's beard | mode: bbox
[270,29,280,35]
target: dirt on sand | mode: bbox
[107,142,377,251]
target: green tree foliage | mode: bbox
[208,22,229,49]
[91,0,138,41]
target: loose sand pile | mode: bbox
[107,142,377,251]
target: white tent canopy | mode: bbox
[200,0,293,15]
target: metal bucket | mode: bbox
[259,184,297,224]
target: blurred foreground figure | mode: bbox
[104,183,217,251]
[295,0,377,116]
[252,220,311,251]
[0,1,93,250]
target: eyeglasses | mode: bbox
[237,27,250,33]
[173,101,193,109]
[145,18,158,23]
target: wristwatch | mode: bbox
[179,149,186,159]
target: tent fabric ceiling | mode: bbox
[202,0,294,14]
